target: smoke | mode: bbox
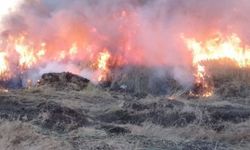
[1,0,250,89]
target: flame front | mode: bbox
[184,33,250,97]
[2,31,250,96]
[0,9,137,83]
[0,34,115,82]
[1,1,250,96]
[186,33,250,67]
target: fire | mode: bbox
[186,33,250,67]
[15,44,36,69]
[13,36,48,69]
[1,28,249,98]
[97,50,111,82]
[69,43,78,56]
[0,33,113,83]
[0,51,9,79]
[57,43,78,60]
[184,33,250,97]
[1,1,248,98]
[0,7,138,85]
[37,43,46,58]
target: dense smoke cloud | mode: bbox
[1,0,250,88]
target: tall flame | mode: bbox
[0,51,9,79]
[0,34,114,83]
[15,36,38,68]
[184,33,250,97]
[186,33,250,67]
[97,50,111,82]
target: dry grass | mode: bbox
[206,59,250,84]
[129,120,250,148]
[197,59,250,100]
[0,120,73,150]
[1,69,250,149]
[69,127,141,150]
[80,83,112,98]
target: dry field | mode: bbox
[0,70,250,150]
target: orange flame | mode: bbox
[0,33,115,82]
[0,9,139,83]
[15,45,37,68]
[184,33,250,97]
[185,33,250,67]
[97,49,111,82]
[0,51,9,79]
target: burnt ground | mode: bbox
[0,73,250,150]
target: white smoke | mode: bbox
[0,0,23,31]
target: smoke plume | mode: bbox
[1,0,250,89]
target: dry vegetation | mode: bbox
[0,121,73,150]
[203,59,250,103]
[0,71,250,149]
